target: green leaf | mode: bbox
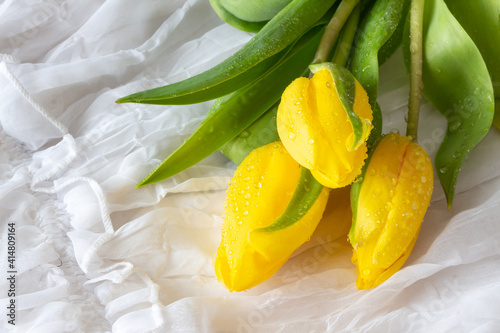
[403,0,494,208]
[219,104,280,164]
[117,0,339,106]
[350,0,408,147]
[444,0,500,130]
[377,0,411,66]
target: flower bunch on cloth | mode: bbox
[117,0,499,291]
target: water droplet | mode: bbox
[288,132,296,140]
[244,193,251,199]
[410,41,419,54]
[254,182,262,189]
[308,138,315,144]
[421,176,426,183]
[439,167,448,174]
[243,211,249,216]
[363,268,371,275]
[449,119,462,133]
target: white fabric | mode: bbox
[1,1,499,332]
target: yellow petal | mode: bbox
[214,141,329,292]
[352,226,420,290]
[351,134,410,248]
[350,133,434,289]
[277,67,373,188]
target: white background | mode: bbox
[1,0,499,332]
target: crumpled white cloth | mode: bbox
[0,0,499,332]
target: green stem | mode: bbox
[407,0,425,142]
[312,0,360,66]
[332,2,361,67]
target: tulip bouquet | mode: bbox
[116,0,499,291]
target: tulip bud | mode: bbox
[215,141,330,292]
[349,133,434,289]
[277,63,373,189]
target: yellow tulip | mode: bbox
[349,133,434,289]
[277,62,373,189]
[214,141,330,292]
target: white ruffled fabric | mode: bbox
[1,1,499,332]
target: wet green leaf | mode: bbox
[403,0,494,207]
[117,0,338,105]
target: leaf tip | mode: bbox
[135,176,151,189]
[115,96,132,104]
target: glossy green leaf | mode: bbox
[117,0,338,106]
[403,0,494,207]
[350,0,408,147]
[377,0,411,66]
[219,104,280,164]
[116,50,287,105]
[444,0,500,130]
